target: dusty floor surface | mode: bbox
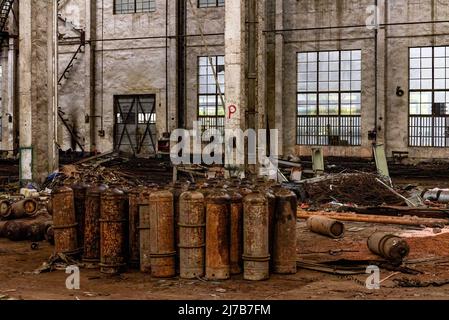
[2,221,449,301]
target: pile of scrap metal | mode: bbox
[44,152,173,190]
[0,194,53,244]
[299,172,406,207]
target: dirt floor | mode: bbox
[2,220,449,300]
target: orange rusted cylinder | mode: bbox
[72,183,90,252]
[205,190,231,280]
[1,198,39,220]
[229,190,244,275]
[52,186,79,255]
[100,187,129,274]
[266,190,276,267]
[243,192,270,281]
[272,188,298,274]
[171,182,185,273]
[149,190,176,278]
[83,185,108,265]
[179,189,206,279]
[128,187,142,268]
[139,207,151,273]
[307,216,345,239]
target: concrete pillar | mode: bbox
[18,0,58,183]
[274,0,284,154]
[225,0,246,132]
[375,0,387,145]
[0,1,18,156]
[85,0,97,152]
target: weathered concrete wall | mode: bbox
[7,0,449,163]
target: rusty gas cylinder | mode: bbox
[272,188,298,274]
[171,182,185,273]
[128,187,142,268]
[52,186,80,256]
[243,191,270,281]
[26,214,54,242]
[139,187,153,273]
[265,189,276,267]
[149,190,176,278]
[307,216,345,239]
[367,232,410,264]
[4,220,28,241]
[72,183,90,251]
[0,199,12,219]
[178,189,206,279]
[229,190,244,275]
[205,190,231,280]
[1,198,39,220]
[83,185,108,265]
[100,187,129,274]
[46,224,55,245]
[0,220,7,237]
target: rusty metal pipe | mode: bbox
[179,190,205,279]
[243,192,270,281]
[205,190,231,280]
[307,216,345,239]
[149,190,176,278]
[367,232,410,263]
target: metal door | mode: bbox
[114,95,157,155]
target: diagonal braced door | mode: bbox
[114,95,157,155]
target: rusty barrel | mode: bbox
[243,191,270,281]
[272,189,298,274]
[307,216,345,239]
[100,187,129,274]
[1,198,39,220]
[205,190,231,280]
[229,190,244,275]
[128,187,142,268]
[367,232,410,263]
[149,190,176,278]
[179,190,206,279]
[52,186,80,255]
[72,183,90,252]
[83,185,108,265]
[139,187,153,273]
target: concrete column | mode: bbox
[18,0,58,183]
[0,1,18,155]
[375,0,387,145]
[225,0,246,131]
[85,0,97,152]
[274,0,284,154]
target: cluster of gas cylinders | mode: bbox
[0,197,53,244]
[51,179,298,281]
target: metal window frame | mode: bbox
[197,0,224,8]
[408,45,449,148]
[197,55,225,134]
[113,0,156,14]
[296,50,362,147]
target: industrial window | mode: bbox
[198,56,225,135]
[409,46,449,147]
[198,0,224,8]
[296,50,362,146]
[114,0,156,14]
